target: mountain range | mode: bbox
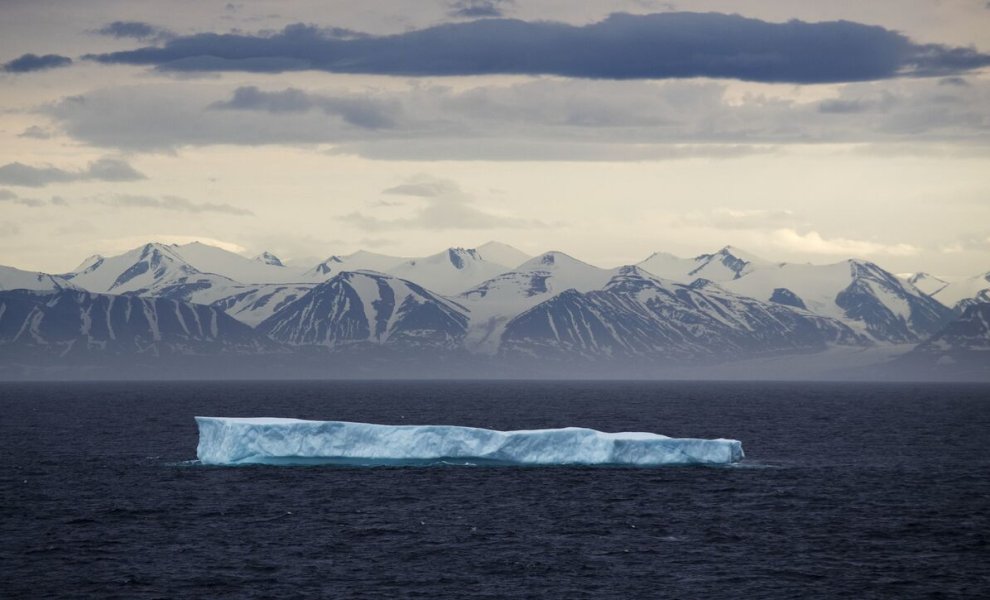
[0,241,986,380]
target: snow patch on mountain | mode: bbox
[458,251,620,353]
[303,250,408,281]
[259,271,469,350]
[387,247,511,295]
[933,272,990,311]
[0,265,78,292]
[723,259,952,342]
[475,241,531,270]
[900,272,949,296]
[637,246,770,283]
[498,266,866,364]
[172,242,302,284]
[209,284,314,327]
[891,304,990,380]
[253,251,285,267]
[0,288,272,357]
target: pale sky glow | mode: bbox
[1,0,988,277]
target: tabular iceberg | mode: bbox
[195,417,744,466]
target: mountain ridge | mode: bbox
[1,240,986,379]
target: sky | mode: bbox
[0,0,988,276]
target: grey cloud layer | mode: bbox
[45,78,990,159]
[0,158,145,187]
[84,13,990,84]
[210,86,397,129]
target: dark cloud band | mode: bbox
[95,21,174,41]
[3,53,72,73]
[83,12,990,83]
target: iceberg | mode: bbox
[195,417,744,466]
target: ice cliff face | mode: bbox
[258,271,469,350]
[195,417,744,466]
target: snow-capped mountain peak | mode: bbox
[259,271,469,350]
[457,251,619,353]
[724,257,953,342]
[689,245,769,281]
[899,272,950,297]
[61,242,198,294]
[0,265,79,292]
[253,251,285,267]
[387,247,505,295]
[475,241,531,269]
[498,261,866,366]
[636,246,769,284]
[447,247,480,270]
[304,250,407,280]
[71,254,104,274]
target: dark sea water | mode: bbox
[2,381,989,599]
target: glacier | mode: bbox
[195,417,744,466]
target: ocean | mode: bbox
[2,380,988,598]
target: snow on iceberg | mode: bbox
[195,417,744,466]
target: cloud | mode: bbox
[340,176,540,231]
[0,221,21,236]
[681,208,797,230]
[938,77,969,87]
[210,86,397,129]
[100,194,253,215]
[3,53,72,73]
[95,21,174,41]
[770,228,920,257]
[382,179,460,197]
[447,1,513,18]
[939,235,990,254]
[18,125,53,139]
[45,77,990,158]
[0,189,45,207]
[95,234,247,254]
[83,13,990,84]
[0,158,145,187]
[818,91,897,114]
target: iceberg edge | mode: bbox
[195,417,744,467]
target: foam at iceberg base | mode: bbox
[195,417,744,466]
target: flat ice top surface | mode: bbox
[196,417,669,439]
[195,417,743,466]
